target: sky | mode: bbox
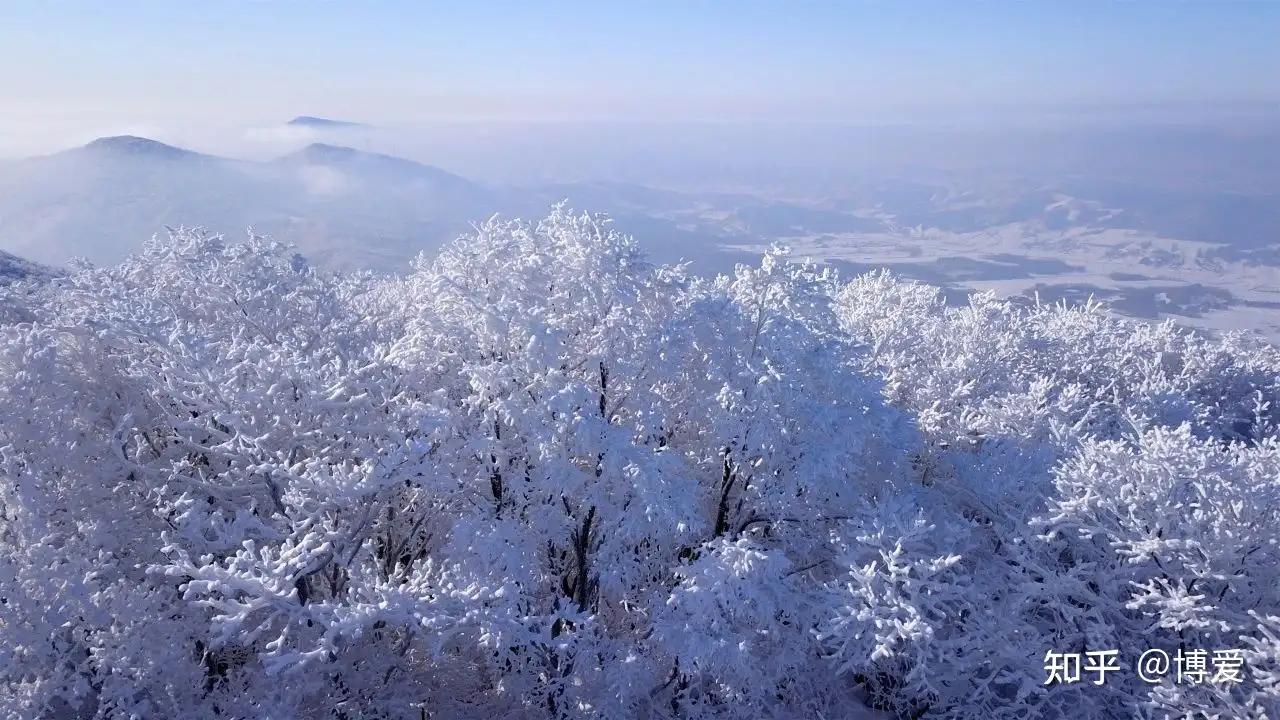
[1,1,1278,152]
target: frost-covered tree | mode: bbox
[1,211,1277,719]
[825,272,1280,718]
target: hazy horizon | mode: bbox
[3,1,1279,154]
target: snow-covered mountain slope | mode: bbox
[0,248,56,283]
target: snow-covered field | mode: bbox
[727,221,1280,343]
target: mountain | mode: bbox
[286,116,369,129]
[275,143,483,197]
[0,136,264,267]
[79,135,211,160]
[265,143,514,268]
[0,137,508,272]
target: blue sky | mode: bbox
[1,1,1278,128]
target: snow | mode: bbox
[726,221,1280,343]
[1,208,1277,718]
[0,249,56,283]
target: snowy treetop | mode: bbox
[1,206,1277,718]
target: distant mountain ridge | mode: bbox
[79,135,209,160]
[287,116,369,129]
[274,143,482,193]
[279,143,370,163]
[0,135,510,272]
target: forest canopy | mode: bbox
[1,206,1278,719]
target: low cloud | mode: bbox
[296,164,349,196]
[243,121,376,151]
[243,124,322,148]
